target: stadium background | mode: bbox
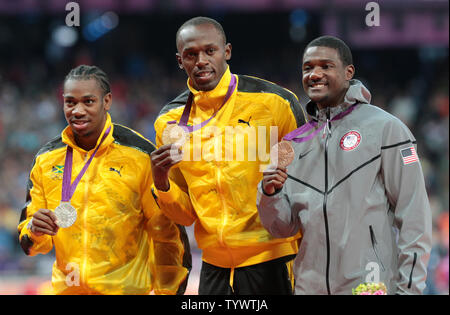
[0,0,448,295]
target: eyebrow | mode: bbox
[63,94,98,99]
[303,58,335,64]
[183,43,218,52]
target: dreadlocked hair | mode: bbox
[64,65,111,96]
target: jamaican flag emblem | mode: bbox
[51,165,64,180]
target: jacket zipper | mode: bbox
[369,225,386,271]
[323,111,331,295]
[217,165,227,246]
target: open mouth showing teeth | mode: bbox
[310,83,327,88]
[196,71,213,78]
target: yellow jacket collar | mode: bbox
[187,66,232,111]
[61,113,115,153]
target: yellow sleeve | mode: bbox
[17,157,53,256]
[151,170,197,227]
[141,158,191,295]
[152,117,197,226]
[146,209,191,295]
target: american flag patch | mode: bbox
[400,146,419,165]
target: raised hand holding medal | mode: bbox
[161,122,190,163]
[262,140,294,195]
[54,126,111,228]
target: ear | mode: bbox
[225,43,232,61]
[345,64,355,81]
[103,92,112,111]
[176,53,183,69]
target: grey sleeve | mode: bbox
[381,120,432,295]
[256,181,304,238]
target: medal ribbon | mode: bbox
[283,103,358,143]
[61,126,111,202]
[167,74,237,133]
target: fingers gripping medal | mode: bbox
[270,141,295,168]
[55,126,111,228]
[162,123,189,161]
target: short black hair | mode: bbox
[176,16,227,48]
[64,65,111,96]
[305,35,353,66]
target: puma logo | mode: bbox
[238,116,252,127]
[109,166,123,177]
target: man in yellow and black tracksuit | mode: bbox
[150,17,306,294]
[18,65,190,295]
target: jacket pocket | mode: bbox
[369,225,386,272]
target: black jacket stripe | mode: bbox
[157,89,190,119]
[237,75,306,128]
[287,174,325,195]
[288,139,417,195]
[112,124,156,155]
[329,139,417,193]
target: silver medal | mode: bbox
[54,202,77,228]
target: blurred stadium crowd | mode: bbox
[0,11,448,294]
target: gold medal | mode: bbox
[162,124,189,146]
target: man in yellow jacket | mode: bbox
[18,65,190,295]
[150,17,306,294]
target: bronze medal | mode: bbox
[270,141,295,168]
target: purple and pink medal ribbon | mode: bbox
[61,126,111,202]
[167,74,237,132]
[283,103,358,143]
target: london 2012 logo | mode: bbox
[340,131,361,151]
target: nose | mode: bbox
[72,103,86,116]
[309,66,324,80]
[196,51,209,67]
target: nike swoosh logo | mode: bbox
[298,149,312,160]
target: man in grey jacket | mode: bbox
[256,36,432,295]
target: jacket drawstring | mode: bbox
[230,267,235,293]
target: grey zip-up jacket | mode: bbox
[256,80,432,295]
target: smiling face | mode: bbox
[302,46,355,109]
[176,23,231,91]
[63,78,111,150]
